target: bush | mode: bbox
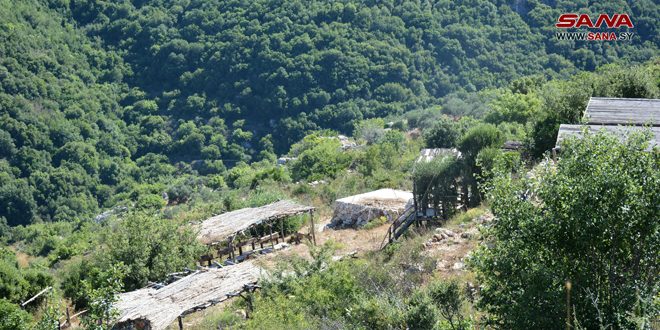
[424,115,459,148]
[0,299,32,330]
[290,138,350,181]
[472,131,660,329]
[135,194,166,210]
[405,290,438,330]
[427,280,468,330]
[206,175,226,190]
[354,118,386,144]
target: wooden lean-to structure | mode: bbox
[198,200,316,263]
[114,261,262,330]
[114,200,315,329]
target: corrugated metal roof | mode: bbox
[555,124,660,149]
[584,97,660,126]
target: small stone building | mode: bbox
[331,189,413,227]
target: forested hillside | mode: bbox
[1,0,657,228]
[60,0,657,149]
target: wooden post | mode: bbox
[280,218,285,241]
[228,237,234,261]
[66,307,70,326]
[269,224,275,248]
[309,210,317,246]
[238,238,243,256]
[412,181,419,225]
[178,315,184,330]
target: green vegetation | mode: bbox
[472,131,659,329]
[0,0,658,328]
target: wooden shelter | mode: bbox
[114,261,262,330]
[197,200,316,262]
[554,97,660,154]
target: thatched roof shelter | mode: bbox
[114,261,262,330]
[198,200,315,245]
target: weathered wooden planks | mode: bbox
[115,261,262,330]
[197,200,314,245]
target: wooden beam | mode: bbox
[178,315,184,330]
[21,286,51,307]
[309,210,317,246]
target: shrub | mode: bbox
[135,194,166,210]
[472,131,660,329]
[424,115,459,148]
[290,138,350,181]
[0,299,32,330]
[405,290,438,330]
[427,280,468,330]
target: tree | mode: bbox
[0,299,32,330]
[290,138,349,181]
[81,264,125,330]
[427,280,467,330]
[424,116,459,148]
[0,177,36,226]
[472,130,659,329]
[458,123,504,206]
[100,213,203,291]
[484,91,541,125]
[53,142,100,175]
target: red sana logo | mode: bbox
[556,14,634,29]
